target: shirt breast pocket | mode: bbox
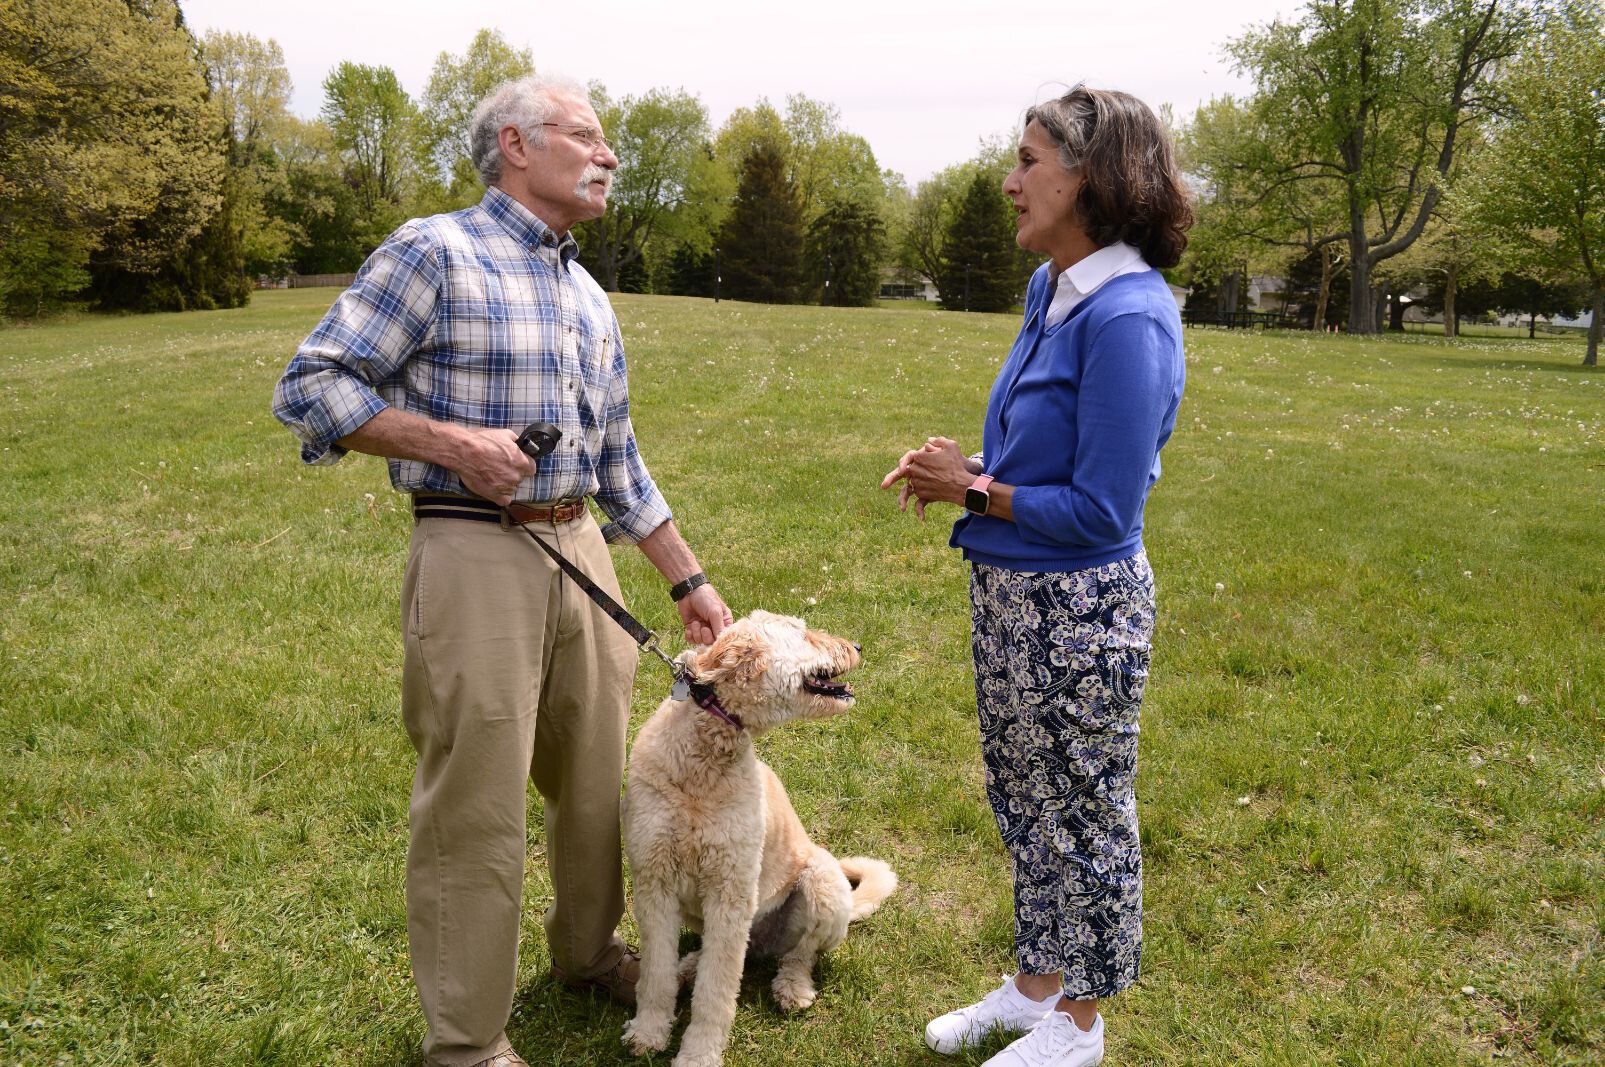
[587,330,612,373]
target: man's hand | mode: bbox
[451,428,535,506]
[678,583,732,647]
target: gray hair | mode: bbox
[469,72,590,187]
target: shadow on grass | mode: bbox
[1426,354,1602,374]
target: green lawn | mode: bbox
[1,289,1601,1065]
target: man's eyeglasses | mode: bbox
[542,122,611,152]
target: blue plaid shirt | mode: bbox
[273,187,671,544]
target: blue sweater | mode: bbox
[951,263,1185,572]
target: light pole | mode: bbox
[964,262,971,312]
[823,253,833,307]
[714,246,721,303]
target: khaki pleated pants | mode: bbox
[400,509,639,1065]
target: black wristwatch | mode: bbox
[964,474,995,516]
[670,571,709,602]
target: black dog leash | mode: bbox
[506,517,743,730]
[503,423,742,730]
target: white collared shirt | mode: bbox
[1044,241,1152,327]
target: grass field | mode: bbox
[1,289,1601,1066]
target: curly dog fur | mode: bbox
[621,611,897,1067]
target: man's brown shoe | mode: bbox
[552,946,640,1007]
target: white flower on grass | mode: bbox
[1214,582,1226,593]
[1236,795,1252,807]
[1461,986,1476,996]
[1516,694,1531,706]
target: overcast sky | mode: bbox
[179,0,1303,184]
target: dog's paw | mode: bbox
[770,974,817,1013]
[675,949,701,987]
[622,1016,670,1056]
[670,1049,725,1067]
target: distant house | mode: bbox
[879,270,939,301]
[1247,275,1291,314]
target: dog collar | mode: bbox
[685,678,744,731]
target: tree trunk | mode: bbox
[1444,263,1458,337]
[1373,284,1387,333]
[1315,244,1333,330]
[1586,284,1602,367]
[1349,241,1374,334]
[1218,270,1240,317]
[1528,310,1537,339]
[1389,289,1405,332]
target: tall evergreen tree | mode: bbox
[937,171,1019,312]
[718,142,805,304]
[805,194,886,306]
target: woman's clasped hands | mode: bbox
[880,436,982,519]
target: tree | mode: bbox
[84,1,236,311]
[269,117,369,273]
[782,94,885,221]
[662,244,717,297]
[1224,0,1536,333]
[201,30,291,150]
[418,29,534,204]
[937,170,1020,312]
[902,140,1019,299]
[1,0,227,314]
[1180,93,1349,328]
[201,30,300,278]
[805,194,887,306]
[577,87,713,291]
[321,62,416,224]
[717,142,805,304]
[1415,270,1587,333]
[1463,0,1605,363]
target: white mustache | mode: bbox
[573,164,614,200]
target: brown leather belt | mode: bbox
[412,495,586,525]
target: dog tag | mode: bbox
[670,676,690,702]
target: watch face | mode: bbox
[965,487,988,514]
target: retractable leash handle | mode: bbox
[505,420,682,676]
[517,422,562,461]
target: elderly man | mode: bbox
[272,73,731,1067]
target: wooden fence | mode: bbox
[256,273,358,290]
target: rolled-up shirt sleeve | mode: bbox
[272,226,440,465]
[591,318,672,544]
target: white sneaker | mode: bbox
[981,1010,1104,1067]
[925,976,1061,1054]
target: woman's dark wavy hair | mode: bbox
[1025,86,1193,268]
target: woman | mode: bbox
[882,85,1191,1067]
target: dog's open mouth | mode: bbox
[802,674,854,702]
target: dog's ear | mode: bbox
[692,628,771,688]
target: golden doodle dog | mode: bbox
[621,610,897,1067]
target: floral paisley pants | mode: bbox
[969,552,1154,998]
